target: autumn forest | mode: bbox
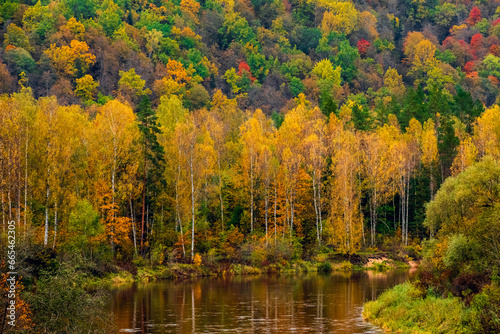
[1,0,500,331]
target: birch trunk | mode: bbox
[24,134,28,238]
[312,174,320,243]
[218,157,224,231]
[190,146,195,261]
[44,181,50,246]
[52,201,57,249]
[250,151,254,233]
[274,179,277,246]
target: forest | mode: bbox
[1,0,500,331]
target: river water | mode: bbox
[110,269,410,333]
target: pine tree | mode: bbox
[137,96,164,256]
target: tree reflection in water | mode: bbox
[110,270,411,333]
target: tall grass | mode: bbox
[363,282,472,334]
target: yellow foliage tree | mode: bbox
[240,109,274,232]
[362,125,399,246]
[75,74,99,101]
[320,1,359,36]
[411,39,437,73]
[65,17,85,39]
[91,100,140,253]
[359,11,378,39]
[451,135,477,176]
[154,59,192,97]
[384,67,406,96]
[473,105,500,159]
[327,115,363,253]
[44,40,95,77]
[403,31,425,64]
[181,0,201,24]
[175,111,215,260]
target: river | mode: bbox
[110,269,410,333]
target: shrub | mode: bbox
[317,262,332,273]
[193,253,203,266]
[28,266,115,333]
[470,284,500,333]
[229,264,261,275]
[267,238,295,263]
[372,261,389,271]
[204,248,219,267]
[150,244,166,267]
[405,243,423,260]
[443,234,479,271]
[451,272,490,301]
[339,261,353,271]
[239,236,268,266]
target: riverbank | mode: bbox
[363,282,470,333]
[363,281,500,333]
[87,252,411,287]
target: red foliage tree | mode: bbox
[469,34,482,60]
[493,18,500,27]
[463,61,474,75]
[238,61,256,82]
[357,39,371,56]
[443,36,455,48]
[470,34,482,50]
[490,44,500,57]
[467,7,481,26]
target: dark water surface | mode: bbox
[110,270,411,333]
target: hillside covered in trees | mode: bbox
[2,0,500,262]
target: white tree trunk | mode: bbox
[52,201,58,249]
[190,147,195,261]
[44,183,50,246]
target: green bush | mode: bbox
[240,237,268,266]
[339,261,352,271]
[150,244,166,267]
[251,246,267,267]
[317,261,332,273]
[372,261,389,271]
[443,234,479,271]
[470,285,500,333]
[204,248,220,267]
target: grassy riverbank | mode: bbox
[363,282,470,333]
[363,281,500,334]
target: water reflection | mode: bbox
[110,270,410,333]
